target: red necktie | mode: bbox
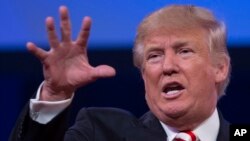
[173,131,199,141]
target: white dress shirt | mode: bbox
[160,108,220,141]
[29,82,73,124]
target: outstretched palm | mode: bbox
[27,6,116,100]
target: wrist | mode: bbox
[40,82,75,101]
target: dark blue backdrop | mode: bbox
[1,45,250,141]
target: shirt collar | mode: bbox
[160,108,220,141]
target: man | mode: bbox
[10,4,230,141]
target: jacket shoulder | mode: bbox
[65,107,139,140]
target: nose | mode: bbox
[163,53,179,76]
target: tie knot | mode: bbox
[173,131,199,141]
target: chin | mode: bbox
[159,103,188,119]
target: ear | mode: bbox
[141,68,146,82]
[214,55,230,83]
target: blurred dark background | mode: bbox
[1,45,250,141]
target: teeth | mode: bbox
[166,90,180,95]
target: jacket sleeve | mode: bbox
[64,108,94,141]
[9,103,70,141]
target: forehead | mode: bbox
[143,27,208,50]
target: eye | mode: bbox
[178,48,194,57]
[146,52,163,63]
[179,48,191,53]
[148,54,160,59]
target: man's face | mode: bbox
[141,28,227,130]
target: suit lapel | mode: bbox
[216,110,230,141]
[139,111,167,141]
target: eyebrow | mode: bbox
[144,40,189,54]
[144,40,189,52]
[171,40,188,49]
[144,45,163,55]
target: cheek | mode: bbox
[185,64,216,96]
[181,58,215,85]
[143,64,162,83]
[143,65,163,99]
[182,56,214,77]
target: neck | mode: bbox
[160,107,216,131]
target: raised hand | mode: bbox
[27,6,116,101]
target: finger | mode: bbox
[59,6,72,42]
[76,16,92,48]
[26,42,47,61]
[46,17,60,49]
[93,65,116,78]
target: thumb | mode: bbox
[93,65,116,78]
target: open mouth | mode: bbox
[162,82,185,96]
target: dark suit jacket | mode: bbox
[9,105,229,141]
